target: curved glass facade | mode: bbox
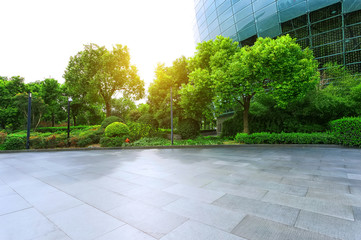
[193,0,361,72]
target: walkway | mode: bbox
[0,146,360,240]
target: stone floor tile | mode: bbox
[213,194,299,226]
[232,215,338,240]
[161,220,246,240]
[0,194,31,215]
[123,186,180,207]
[164,198,245,232]
[295,210,361,240]
[203,181,267,200]
[163,184,225,203]
[306,189,361,207]
[0,184,15,197]
[348,174,361,181]
[107,201,187,239]
[0,208,57,240]
[48,204,124,240]
[94,225,156,240]
[353,206,361,221]
[31,230,71,240]
[89,176,140,195]
[262,191,354,220]
[23,191,83,215]
[73,187,131,211]
[126,175,176,190]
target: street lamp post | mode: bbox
[26,92,32,149]
[170,87,173,145]
[67,97,72,146]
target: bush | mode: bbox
[105,122,130,138]
[330,117,361,147]
[100,136,127,147]
[4,134,26,150]
[36,125,98,133]
[130,137,169,146]
[101,116,122,129]
[127,122,154,141]
[234,132,336,144]
[177,119,200,139]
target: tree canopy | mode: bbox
[64,43,145,117]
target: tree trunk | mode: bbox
[72,115,76,126]
[105,101,112,117]
[51,113,55,127]
[243,97,251,134]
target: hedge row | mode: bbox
[36,125,100,133]
[234,132,336,144]
[330,117,361,147]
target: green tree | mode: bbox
[64,43,145,117]
[147,56,190,128]
[111,96,137,122]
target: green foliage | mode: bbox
[100,136,127,147]
[64,43,144,117]
[104,122,129,137]
[3,134,26,150]
[234,132,336,144]
[177,118,200,139]
[37,125,99,133]
[101,116,122,129]
[330,117,361,147]
[129,137,170,146]
[127,122,154,141]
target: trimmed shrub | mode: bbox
[101,116,122,129]
[37,125,98,133]
[105,122,129,138]
[29,136,46,149]
[235,132,336,144]
[100,136,127,147]
[4,135,26,150]
[177,119,200,139]
[330,117,361,147]
[127,122,155,141]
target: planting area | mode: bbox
[0,146,361,240]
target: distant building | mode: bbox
[193,0,361,73]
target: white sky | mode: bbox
[0,0,196,91]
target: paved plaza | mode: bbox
[0,146,361,240]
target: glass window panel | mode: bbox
[317,53,343,67]
[205,2,216,18]
[313,42,343,58]
[254,3,277,22]
[345,37,361,51]
[234,5,253,22]
[285,30,297,39]
[197,13,207,27]
[199,21,208,34]
[240,35,257,46]
[231,0,240,5]
[345,50,361,64]
[346,62,361,73]
[196,7,205,20]
[220,15,235,32]
[209,26,221,39]
[308,0,339,12]
[200,27,209,40]
[233,0,251,13]
[236,15,256,31]
[345,10,361,26]
[219,7,233,23]
[309,3,341,23]
[252,0,275,12]
[217,0,231,15]
[237,25,257,40]
[208,18,220,32]
[204,0,215,11]
[206,9,218,24]
[345,23,361,38]
[222,25,237,37]
[311,16,342,35]
[215,0,226,7]
[295,27,309,39]
[279,2,307,23]
[312,29,342,46]
[296,38,310,49]
[256,13,279,32]
[258,24,281,38]
[344,0,361,13]
[195,0,204,12]
[277,0,305,11]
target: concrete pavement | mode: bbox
[0,146,360,240]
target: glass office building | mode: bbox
[193,0,361,73]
